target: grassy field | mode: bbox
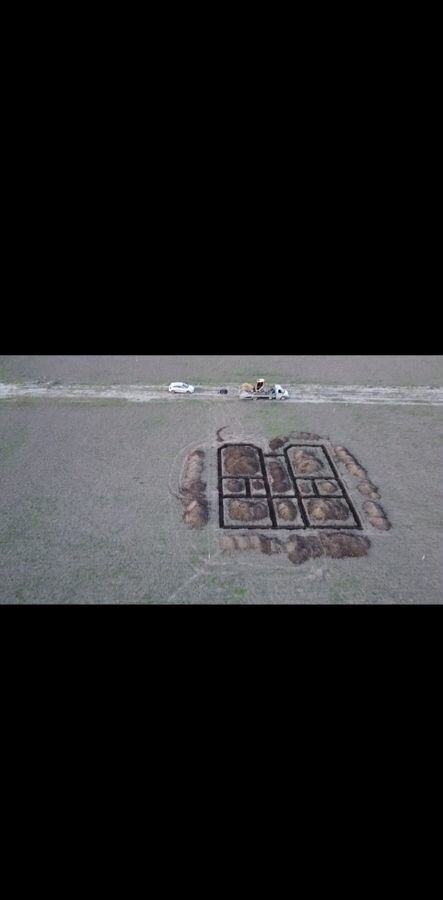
[1,355,442,386]
[0,392,441,603]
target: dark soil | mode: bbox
[223,446,261,476]
[305,498,350,522]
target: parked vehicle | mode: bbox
[239,379,288,400]
[168,382,195,393]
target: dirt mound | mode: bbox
[290,432,322,441]
[220,529,370,565]
[317,480,339,496]
[181,450,206,494]
[357,480,380,499]
[269,433,323,450]
[287,535,323,564]
[320,533,370,558]
[228,499,269,522]
[225,479,244,493]
[220,533,282,555]
[334,446,352,463]
[334,444,388,519]
[298,480,314,495]
[334,446,367,479]
[269,437,287,451]
[268,460,291,493]
[287,531,369,563]
[276,500,298,521]
[363,501,391,530]
[183,499,208,528]
[306,498,350,522]
[290,448,324,474]
[179,449,208,528]
[223,445,261,476]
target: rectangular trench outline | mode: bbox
[218,443,278,529]
[218,443,362,531]
[283,444,362,530]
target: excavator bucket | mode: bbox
[255,379,265,392]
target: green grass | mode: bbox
[0,366,8,381]
[328,575,362,603]
[253,405,312,436]
[196,371,284,386]
[3,398,40,407]
[402,404,440,418]
[142,412,168,428]
[0,365,28,384]
[206,575,248,603]
[0,499,60,552]
[222,584,247,603]
[81,399,128,407]
[0,427,26,462]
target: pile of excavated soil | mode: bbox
[223,446,261,476]
[267,460,291,493]
[275,500,298,521]
[180,449,208,528]
[220,531,370,565]
[224,478,244,493]
[317,480,339,496]
[363,501,391,531]
[289,447,325,475]
[305,498,350,522]
[334,445,390,527]
[228,499,269,522]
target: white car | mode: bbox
[168,382,195,394]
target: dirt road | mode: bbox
[1,382,442,405]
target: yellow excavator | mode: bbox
[240,378,266,393]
